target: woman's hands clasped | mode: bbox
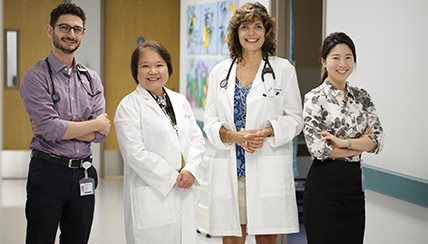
[239,127,273,153]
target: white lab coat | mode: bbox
[115,85,205,244]
[204,56,302,236]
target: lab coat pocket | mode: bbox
[262,95,286,117]
[131,186,177,229]
[263,93,285,104]
[210,158,233,199]
[257,155,294,197]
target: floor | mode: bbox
[1,179,307,244]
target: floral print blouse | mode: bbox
[303,80,385,161]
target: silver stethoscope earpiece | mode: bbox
[220,57,279,98]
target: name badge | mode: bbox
[79,161,95,196]
[80,177,95,196]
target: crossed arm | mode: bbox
[318,127,376,158]
[32,113,111,142]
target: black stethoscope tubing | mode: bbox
[219,58,236,89]
[261,57,276,81]
[45,58,99,103]
[219,57,278,97]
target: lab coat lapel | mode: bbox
[166,88,183,137]
[137,86,162,113]
[249,59,265,92]
[226,61,237,122]
[137,85,174,132]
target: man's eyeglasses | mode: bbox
[54,24,86,35]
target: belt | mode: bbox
[31,150,92,169]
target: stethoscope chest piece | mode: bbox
[220,78,228,88]
[51,93,60,103]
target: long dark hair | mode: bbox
[320,32,357,82]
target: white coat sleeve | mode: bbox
[180,97,206,186]
[114,99,178,197]
[266,62,303,148]
[203,63,234,150]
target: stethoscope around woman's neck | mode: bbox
[219,56,279,97]
[45,58,100,103]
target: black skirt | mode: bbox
[303,159,365,244]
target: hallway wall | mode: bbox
[325,0,428,243]
[2,0,61,150]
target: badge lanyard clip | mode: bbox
[79,161,95,196]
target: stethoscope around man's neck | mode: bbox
[45,58,100,103]
[219,56,279,97]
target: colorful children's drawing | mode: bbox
[218,0,238,55]
[186,59,218,109]
[187,5,202,54]
[201,3,218,54]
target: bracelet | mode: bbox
[347,139,352,149]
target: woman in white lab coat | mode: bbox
[115,40,205,244]
[204,3,302,244]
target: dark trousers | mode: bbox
[25,157,98,244]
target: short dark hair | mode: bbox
[130,40,173,84]
[320,32,357,82]
[50,3,86,27]
[227,2,276,63]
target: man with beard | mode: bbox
[20,3,110,244]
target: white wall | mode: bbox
[325,0,428,243]
[365,190,428,244]
[325,0,428,180]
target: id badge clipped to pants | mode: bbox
[79,161,95,196]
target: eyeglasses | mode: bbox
[54,24,86,35]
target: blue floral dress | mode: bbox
[233,77,252,177]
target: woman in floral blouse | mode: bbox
[302,32,385,244]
